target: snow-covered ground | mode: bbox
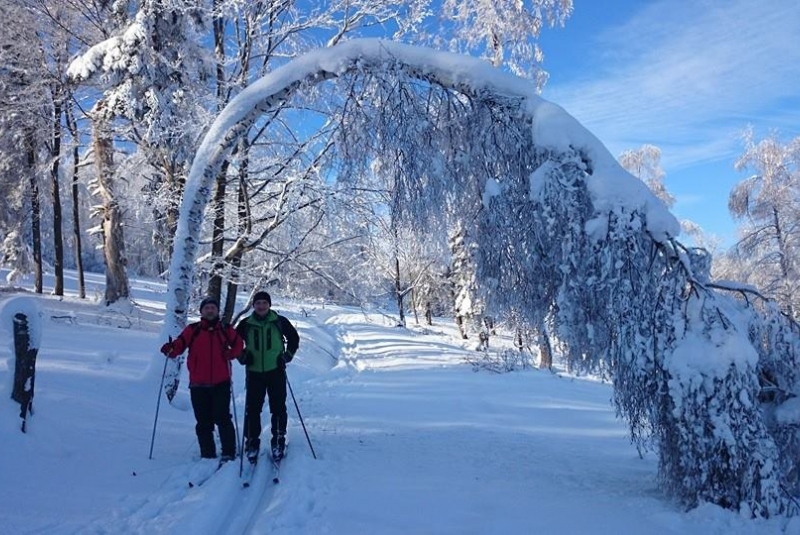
[0,271,794,534]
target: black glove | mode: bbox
[277,351,292,370]
[238,350,254,366]
[160,337,174,357]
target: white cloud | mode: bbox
[543,0,800,170]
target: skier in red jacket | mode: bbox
[161,297,244,461]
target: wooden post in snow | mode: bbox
[0,297,42,433]
[11,312,39,433]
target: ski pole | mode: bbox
[149,341,171,460]
[238,371,249,477]
[239,403,247,477]
[229,363,240,462]
[286,371,317,459]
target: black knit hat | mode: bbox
[253,291,271,305]
[199,296,220,312]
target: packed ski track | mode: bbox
[0,271,796,534]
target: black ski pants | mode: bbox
[244,369,287,450]
[190,381,236,459]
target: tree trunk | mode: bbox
[207,4,230,304]
[92,103,130,305]
[165,164,183,263]
[50,94,64,296]
[514,327,524,351]
[26,131,42,294]
[65,103,85,298]
[455,315,468,339]
[222,143,251,324]
[207,161,230,302]
[394,253,405,327]
[223,252,242,325]
[538,321,553,370]
[411,287,420,325]
[773,208,795,319]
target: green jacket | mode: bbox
[235,310,300,372]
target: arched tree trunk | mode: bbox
[150,40,794,518]
[154,39,640,393]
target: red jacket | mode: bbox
[168,319,244,386]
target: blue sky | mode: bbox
[537,0,800,248]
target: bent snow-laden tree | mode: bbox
[154,39,800,516]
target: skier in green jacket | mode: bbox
[236,291,299,462]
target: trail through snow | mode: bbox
[0,275,793,533]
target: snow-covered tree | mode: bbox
[1,231,34,285]
[66,0,211,301]
[618,144,674,208]
[448,221,480,339]
[0,1,48,292]
[63,0,574,309]
[436,0,573,85]
[0,1,126,298]
[728,129,800,319]
[29,0,80,297]
[158,41,800,516]
[89,101,130,304]
[658,285,785,515]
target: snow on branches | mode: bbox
[159,39,800,516]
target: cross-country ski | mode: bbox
[270,445,287,484]
[241,459,257,489]
[187,459,226,489]
[241,449,264,489]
